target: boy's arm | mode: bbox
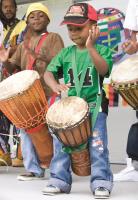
[44,48,71,94]
[44,71,70,95]
[87,46,108,76]
[86,26,108,76]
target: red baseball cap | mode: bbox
[61,3,97,26]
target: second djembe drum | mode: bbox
[46,96,91,176]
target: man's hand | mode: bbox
[122,40,138,55]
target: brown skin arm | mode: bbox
[122,31,138,55]
[3,60,19,74]
[86,26,108,76]
[9,45,18,57]
[44,71,70,94]
[0,46,19,74]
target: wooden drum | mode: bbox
[46,96,91,176]
[0,70,53,168]
[111,55,138,110]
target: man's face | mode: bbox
[2,0,16,20]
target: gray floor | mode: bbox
[1,165,138,200]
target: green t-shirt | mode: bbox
[47,44,113,106]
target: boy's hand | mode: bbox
[122,40,138,54]
[86,25,100,49]
[52,83,71,95]
[0,45,11,62]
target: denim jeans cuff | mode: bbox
[90,180,113,192]
[48,178,71,193]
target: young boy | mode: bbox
[0,2,64,180]
[43,2,113,199]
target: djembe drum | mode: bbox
[46,96,91,176]
[0,70,53,168]
[111,55,138,110]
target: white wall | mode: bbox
[84,0,129,13]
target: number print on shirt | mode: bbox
[68,67,93,87]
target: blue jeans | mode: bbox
[20,129,45,176]
[20,96,60,176]
[47,112,113,193]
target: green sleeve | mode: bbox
[46,49,63,78]
[96,44,113,77]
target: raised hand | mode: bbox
[0,45,11,62]
[86,25,100,49]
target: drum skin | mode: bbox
[111,56,138,110]
[0,79,48,129]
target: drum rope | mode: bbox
[0,133,20,144]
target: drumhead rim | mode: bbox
[46,96,89,129]
[0,79,39,101]
[111,79,138,85]
[0,70,40,101]
[47,109,90,131]
[111,80,138,90]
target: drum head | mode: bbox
[46,96,88,129]
[111,55,138,84]
[0,70,40,101]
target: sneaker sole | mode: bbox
[94,195,110,199]
[42,191,61,196]
[17,177,46,181]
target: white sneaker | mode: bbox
[42,185,62,196]
[114,158,138,182]
[93,187,110,199]
[17,172,45,181]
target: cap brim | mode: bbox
[60,18,89,26]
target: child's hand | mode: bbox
[122,40,138,54]
[52,83,71,95]
[86,25,100,49]
[0,45,11,62]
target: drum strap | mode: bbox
[3,19,19,47]
[92,92,102,128]
[71,46,102,128]
[26,123,45,134]
[71,46,89,97]
[26,32,49,70]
